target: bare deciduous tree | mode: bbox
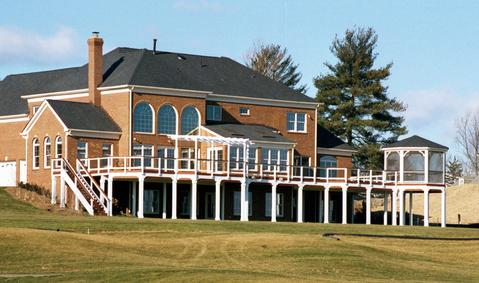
[456,111,479,175]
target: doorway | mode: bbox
[204,191,215,219]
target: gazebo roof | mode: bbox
[382,135,448,150]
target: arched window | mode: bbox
[133,102,154,133]
[158,104,177,135]
[44,137,51,168]
[181,106,199,135]
[32,138,40,169]
[319,155,337,177]
[404,151,425,181]
[386,152,400,171]
[55,136,62,159]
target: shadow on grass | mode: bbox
[323,232,479,241]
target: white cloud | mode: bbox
[398,88,479,156]
[0,26,78,65]
[174,0,223,12]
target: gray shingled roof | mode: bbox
[317,125,355,151]
[205,124,294,144]
[382,135,448,150]
[0,48,314,116]
[47,100,121,133]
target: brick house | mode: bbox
[0,33,447,226]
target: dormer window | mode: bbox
[240,107,250,116]
[206,105,222,121]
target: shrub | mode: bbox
[18,182,51,198]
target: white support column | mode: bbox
[423,188,429,227]
[215,180,221,221]
[162,183,167,219]
[392,189,397,226]
[221,183,225,220]
[323,186,330,224]
[366,187,372,225]
[60,174,65,208]
[271,183,277,222]
[240,180,249,221]
[297,185,304,223]
[399,189,405,226]
[342,186,348,224]
[74,196,79,211]
[441,189,446,228]
[51,175,57,204]
[409,192,413,226]
[399,150,404,183]
[171,180,177,219]
[137,176,144,219]
[107,176,113,216]
[383,192,389,225]
[191,179,197,220]
[100,176,106,203]
[424,150,429,183]
[132,181,137,217]
[319,190,323,223]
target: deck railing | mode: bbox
[52,156,410,187]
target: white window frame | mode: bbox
[32,106,39,115]
[44,137,51,168]
[133,144,154,167]
[206,105,222,121]
[287,112,307,133]
[239,107,250,116]
[32,138,40,169]
[180,148,196,170]
[77,141,88,160]
[133,102,155,134]
[55,136,62,159]
[265,192,284,217]
[262,148,289,172]
[158,147,175,170]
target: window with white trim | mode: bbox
[158,147,175,169]
[181,106,200,134]
[132,144,153,167]
[180,148,196,170]
[239,107,250,116]
[206,105,222,121]
[158,104,177,135]
[44,137,51,168]
[233,191,252,216]
[101,144,113,167]
[55,136,62,159]
[261,148,288,171]
[319,155,337,178]
[229,146,244,170]
[133,102,154,133]
[32,138,40,169]
[287,112,306,133]
[32,106,39,115]
[265,192,284,217]
[77,141,88,160]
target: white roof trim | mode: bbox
[21,101,68,137]
[168,134,250,145]
[20,88,89,99]
[0,113,29,124]
[381,147,448,152]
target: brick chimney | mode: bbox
[87,32,103,106]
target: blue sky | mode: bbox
[1,0,478,157]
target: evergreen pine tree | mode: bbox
[315,27,407,169]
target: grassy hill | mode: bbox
[1,187,479,282]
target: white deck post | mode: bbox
[271,183,277,222]
[137,176,144,218]
[392,188,397,226]
[162,182,167,219]
[240,180,249,221]
[107,176,113,216]
[132,181,137,217]
[324,186,330,224]
[215,180,221,221]
[100,176,106,203]
[51,175,57,204]
[60,173,65,208]
[297,184,304,223]
[383,192,389,225]
[441,189,446,228]
[366,187,372,225]
[423,188,429,227]
[172,180,177,219]
[74,196,79,211]
[319,190,323,223]
[191,179,197,220]
[342,186,347,224]
[409,192,413,226]
[399,189,405,226]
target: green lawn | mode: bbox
[1,188,479,282]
